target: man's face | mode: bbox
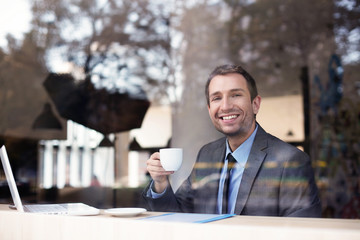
[207,73,261,138]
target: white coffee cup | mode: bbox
[159,148,183,171]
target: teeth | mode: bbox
[222,115,237,120]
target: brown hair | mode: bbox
[205,64,258,106]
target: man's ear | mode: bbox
[252,95,261,114]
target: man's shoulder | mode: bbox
[196,137,226,162]
[256,126,309,159]
[200,137,226,150]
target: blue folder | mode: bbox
[139,212,235,223]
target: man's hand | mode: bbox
[146,152,174,193]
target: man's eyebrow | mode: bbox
[229,88,246,93]
[209,88,246,97]
[209,91,221,98]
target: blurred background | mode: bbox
[0,0,359,218]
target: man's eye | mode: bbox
[211,97,221,102]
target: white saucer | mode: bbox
[104,208,147,217]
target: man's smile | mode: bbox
[219,114,239,121]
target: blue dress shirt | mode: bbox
[217,125,258,214]
[148,125,258,215]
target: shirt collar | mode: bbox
[225,123,258,164]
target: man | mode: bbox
[142,64,321,217]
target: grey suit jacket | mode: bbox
[143,125,321,217]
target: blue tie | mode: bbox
[222,153,236,214]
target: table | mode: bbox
[0,204,359,240]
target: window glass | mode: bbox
[0,0,359,218]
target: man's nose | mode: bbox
[220,97,232,110]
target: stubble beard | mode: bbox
[214,113,255,139]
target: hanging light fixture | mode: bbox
[286,130,294,137]
[98,134,114,147]
[32,103,63,130]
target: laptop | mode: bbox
[0,145,100,216]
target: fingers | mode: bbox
[146,152,173,193]
[146,152,174,178]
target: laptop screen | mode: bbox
[0,145,25,212]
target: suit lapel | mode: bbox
[194,138,226,213]
[205,140,226,213]
[234,126,268,214]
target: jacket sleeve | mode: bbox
[141,177,194,213]
[279,149,322,217]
